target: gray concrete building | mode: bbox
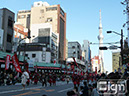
[0,8,15,53]
[68,41,82,59]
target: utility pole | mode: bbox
[121,29,123,65]
[23,43,26,70]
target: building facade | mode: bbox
[68,41,82,59]
[0,8,15,53]
[17,1,66,62]
[17,10,31,29]
[82,40,90,64]
[82,40,92,71]
[91,56,101,72]
[31,23,59,63]
[0,10,3,50]
[66,39,68,59]
[19,43,51,63]
[112,52,121,72]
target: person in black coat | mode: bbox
[82,81,89,96]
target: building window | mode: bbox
[18,15,26,19]
[25,54,28,57]
[60,8,65,17]
[7,34,12,43]
[47,18,52,22]
[27,14,30,18]
[72,46,75,49]
[46,7,57,11]
[32,54,36,58]
[8,16,13,28]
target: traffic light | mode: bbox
[99,47,108,50]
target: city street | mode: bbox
[0,81,74,96]
[1,0,129,96]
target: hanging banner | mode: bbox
[73,57,83,72]
[12,54,22,73]
[95,67,97,74]
[5,55,11,70]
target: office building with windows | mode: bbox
[17,1,66,62]
[68,42,82,59]
[0,8,15,53]
[31,23,59,63]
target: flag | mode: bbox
[12,54,22,73]
[54,60,56,65]
[5,55,11,70]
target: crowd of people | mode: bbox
[0,70,20,86]
[0,68,129,96]
[67,69,129,96]
[0,69,69,88]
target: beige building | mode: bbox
[17,1,66,61]
[17,10,31,29]
[112,52,121,72]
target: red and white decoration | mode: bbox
[12,54,22,73]
[5,55,11,70]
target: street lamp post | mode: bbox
[107,29,124,65]
[17,29,31,69]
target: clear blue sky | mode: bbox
[0,0,127,72]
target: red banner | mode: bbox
[12,54,22,73]
[5,55,11,70]
[73,57,83,72]
[95,67,97,74]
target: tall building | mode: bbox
[0,11,4,50]
[68,41,82,59]
[0,8,15,53]
[82,40,91,71]
[82,40,90,64]
[17,1,66,62]
[98,10,104,73]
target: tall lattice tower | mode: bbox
[98,10,104,73]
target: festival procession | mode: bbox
[0,0,129,96]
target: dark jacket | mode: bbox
[82,85,88,96]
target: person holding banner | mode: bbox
[21,70,29,89]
